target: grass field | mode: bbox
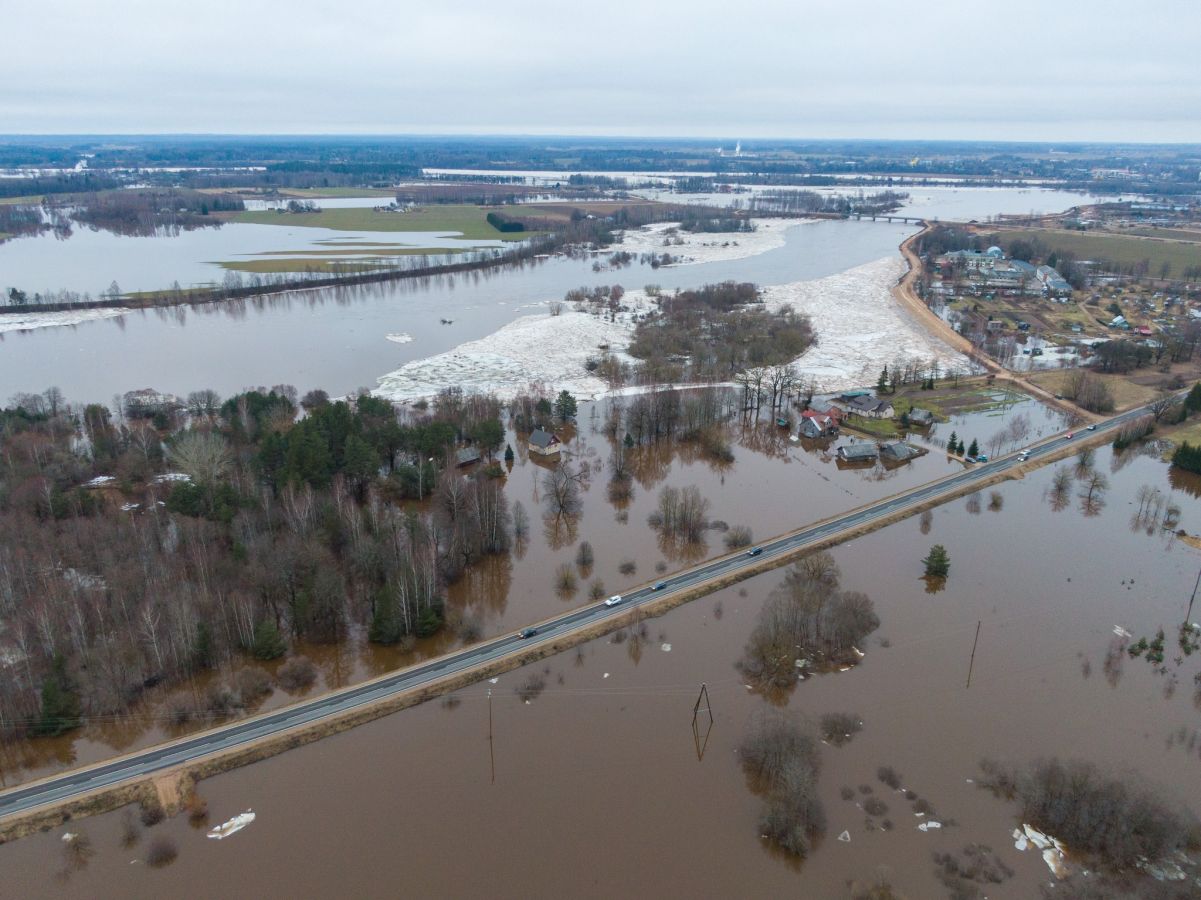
[1025,369,1162,412]
[229,204,529,239]
[998,228,1201,274]
[1125,226,1201,244]
[215,251,468,274]
[0,195,41,206]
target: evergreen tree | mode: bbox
[1172,441,1201,474]
[1186,382,1201,414]
[877,366,889,394]
[923,544,951,578]
[251,619,287,660]
[899,411,910,428]
[624,432,635,449]
[341,433,380,494]
[36,655,81,736]
[554,390,578,422]
[957,439,966,455]
[946,430,958,453]
[967,439,979,458]
[503,443,515,463]
[368,589,403,644]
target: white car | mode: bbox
[605,594,623,607]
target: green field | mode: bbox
[215,250,470,274]
[1124,226,1201,243]
[230,204,529,240]
[1000,228,1201,275]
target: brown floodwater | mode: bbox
[3,439,1199,898]
[0,391,1063,790]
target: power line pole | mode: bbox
[966,620,982,689]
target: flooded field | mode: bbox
[3,441,1198,898]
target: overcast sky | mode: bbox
[5,0,1200,141]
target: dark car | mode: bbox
[519,627,538,639]
[747,547,763,557]
[654,581,667,591]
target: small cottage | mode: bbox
[528,428,562,457]
[907,408,935,427]
[837,441,879,462]
[455,447,481,467]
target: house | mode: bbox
[879,440,920,462]
[842,395,895,419]
[455,447,481,467]
[837,441,879,462]
[907,408,935,427]
[799,410,838,438]
[528,428,562,456]
[1109,315,1129,329]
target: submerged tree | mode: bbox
[923,544,951,578]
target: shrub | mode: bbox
[877,766,903,790]
[618,559,637,576]
[233,667,271,703]
[739,712,825,858]
[277,656,317,692]
[724,525,753,550]
[146,837,178,868]
[819,712,863,746]
[575,541,595,569]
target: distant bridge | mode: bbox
[850,213,927,225]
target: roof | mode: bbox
[849,395,893,414]
[455,447,481,465]
[1011,260,1037,275]
[986,246,1004,258]
[908,408,935,423]
[880,441,919,461]
[838,442,879,461]
[529,428,559,449]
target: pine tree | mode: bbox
[36,655,81,736]
[1186,383,1201,414]
[923,544,951,578]
[967,438,979,458]
[503,443,515,463]
[946,431,958,453]
[877,366,889,394]
[554,390,578,422]
[624,432,635,449]
[251,619,287,660]
[957,439,966,455]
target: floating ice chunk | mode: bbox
[603,673,610,678]
[852,647,865,658]
[488,678,499,684]
[1113,625,1132,638]
[1043,848,1069,878]
[1014,828,1029,851]
[61,832,77,842]
[660,643,672,652]
[918,821,941,832]
[386,332,413,344]
[207,810,255,840]
[838,830,851,843]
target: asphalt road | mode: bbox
[0,400,1160,820]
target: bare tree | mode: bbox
[166,429,232,484]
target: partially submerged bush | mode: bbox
[877,766,903,790]
[819,712,863,746]
[146,837,178,868]
[979,758,1200,868]
[724,525,753,551]
[276,656,317,692]
[739,712,825,858]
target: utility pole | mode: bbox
[487,688,495,785]
[692,683,714,761]
[966,620,982,689]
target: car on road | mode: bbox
[519,627,538,639]
[605,594,623,607]
[975,454,988,463]
[1018,452,1029,462]
[653,581,667,590]
[1066,432,1074,439]
[1087,424,1097,431]
[747,547,763,557]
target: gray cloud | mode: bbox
[4,0,1199,140]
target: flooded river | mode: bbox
[3,443,1198,898]
[0,219,914,403]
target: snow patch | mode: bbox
[617,218,810,266]
[0,307,131,334]
[385,332,414,345]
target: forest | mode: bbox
[0,384,532,740]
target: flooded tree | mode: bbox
[1047,466,1073,512]
[648,485,710,543]
[978,757,1199,869]
[739,711,825,859]
[923,545,950,578]
[739,553,880,691]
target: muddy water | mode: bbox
[3,393,1044,788]
[4,443,1198,897]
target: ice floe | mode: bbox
[615,218,811,266]
[207,810,255,840]
[386,332,414,344]
[0,307,131,334]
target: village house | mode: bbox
[879,440,920,462]
[799,409,839,438]
[528,428,562,457]
[907,408,935,427]
[455,447,481,467]
[837,440,879,462]
[840,394,895,420]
